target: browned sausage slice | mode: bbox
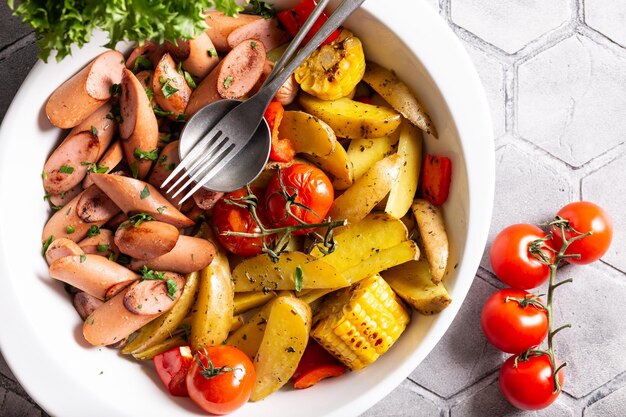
[147,140,194,212]
[185,61,224,116]
[120,69,159,179]
[193,188,223,211]
[83,141,124,188]
[128,235,215,274]
[76,184,122,223]
[126,41,163,72]
[182,32,220,79]
[49,254,139,300]
[153,53,192,121]
[48,184,83,209]
[83,275,184,346]
[124,272,185,314]
[114,220,179,260]
[73,292,104,320]
[43,132,99,195]
[90,174,194,228]
[134,70,154,93]
[45,238,84,265]
[78,229,119,258]
[205,12,262,51]
[46,50,125,128]
[68,102,118,159]
[227,18,290,52]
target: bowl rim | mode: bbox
[0,1,495,416]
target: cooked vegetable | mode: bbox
[189,238,234,350]
[339,240,420,284]
[328,154,402,224]
[279,111,337,158]
[131,336,186,360]
[311,274,410,370]
[226,301,273,358]
[362,61,438,137]
[276,0,340,47]
[295,30,365,100]
[9,0,244,62]
[421,155,452,205]
[153,345,194,397]
[299,93,401,139]
[232,251,349,292]
[381,259,452,315]
[265,102,295,162]
[292,339,346,389]
[385,122,423,219]
[302,143,354,191]
[250,296,311,401]
[347,132,399,181]
[234,291,276,315]
[411,199,449,283]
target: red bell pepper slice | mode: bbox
[421,154,452,205]
[153,345,194,397]
[292,339,347,389]
[264,101,295,162]
[277,0,341,47]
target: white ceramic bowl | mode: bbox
[0,1,494,416]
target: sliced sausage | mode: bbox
[274,74,299,106]
[129,235,215,274]
[134,70,154,93]
[68,102,118,159]
[76,184,122,223]
[126,41,163,72]
[227,18,290,52]
[73,292,104,321]
[193,188,223,211]
[42,186,119,243]
[78,229,119,258]
[106,212,129,230]
[83,276,184,346]
[45,238,84,265]
[152,53,191,121]
[90,174,194,228]
[46,50,125,128]
[48,184,83,209]
[186,40,265,116]
[124,272,185,314]
[205,12,262,52]
[83,141,124,188]
[147,140,194,212]
[49,254,139,300]
[43,132,99,195]
[120,68,159,179]
[163,39,191,62]
[114,220,179,260]
[182,32,220,79]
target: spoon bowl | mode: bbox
[177,99,271,193]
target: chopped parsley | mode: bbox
[132,55,153,72]
[128,212,154,227]
[140,185,150,200]
[145,88,154,102]
[165,163,175,171]
[87,225,101,237]
[65,225,75,234]
[134,148,159,161]
[80,161,109,174]
[140,265,166,281]
[96,244,110,253]
[245,0,276,19]
[80,254,87,263]
[207,48,218,58]
[85,316,94,325]
[59,165,74,174]
[184,70,197,89]
[42,235,54,256]
[223,76,234,89]
[250,41,257,49]
[166,279,178,300]
[43,193,51,201]
[90,125,98,135]
[153,105,175,117]
[176,114,187,122]
[160,77,179,98]
[130,161,139,179]
[294,266,303,292]
[41,171,48,180]
[157,206,167,214]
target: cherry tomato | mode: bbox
[153,345,194,397]
[265,164,334,235]
[276,0,341,46]
[481,289,548,354]
[186,345,256,415]
[212,188,270,257]
[550,201,613,265]
[490,224,551,289]
[499,354,563,410]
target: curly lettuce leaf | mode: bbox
[8,0,247,62]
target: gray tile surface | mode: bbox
[1,1,625,417]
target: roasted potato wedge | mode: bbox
[385,121,423,219]
[299,93,401,139]
[131,336,187,360]
[328,154,402,224]
[233,291,276,315]
[279,111,337,158]
[341,240,420,283]
[226,301,274,358]
[411,199,449,283]
[121,270,199,355]
[189,239,234,350]
[305,145,354,190]
[232,251,349,292]
[363,61,438,138]
[382,259,452,315]
[347,132,400,181]
[250,296,311,401]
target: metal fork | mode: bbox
[162,0,366,204]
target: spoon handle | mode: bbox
[258,0,366,103]
[264,0,332,86]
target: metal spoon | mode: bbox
[165,0,365,202]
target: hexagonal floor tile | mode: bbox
[585,0,626,48]
[585,384,626,417]
[462,41,506,138]
[360,380,442,417]
[451,379,573,416]
[518,35,626,167]
[582,154,626,272]
[451,0,571,53]
[410,277,506,398]
[551,263,626,398]
[480,143,572,271]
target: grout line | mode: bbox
[0,32,36,63]
[577,25,626,58]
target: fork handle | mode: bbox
[257,0,366,104]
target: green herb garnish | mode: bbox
[295,266,303,292]
[223,75,234,89]
[59,165,74,174]
[207,48,218,58]
[134,148,159,161]
[140,185,150,200]
[65,225,75,234]
[96,244,110,253]
[161,78,179,98]
[87,225,101,237]
[166,279,178,300]
[42,235,54,256]
[140,265,166,281]
[128,212,154,227]
[132,55,153,72]
[245,0,276,19]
